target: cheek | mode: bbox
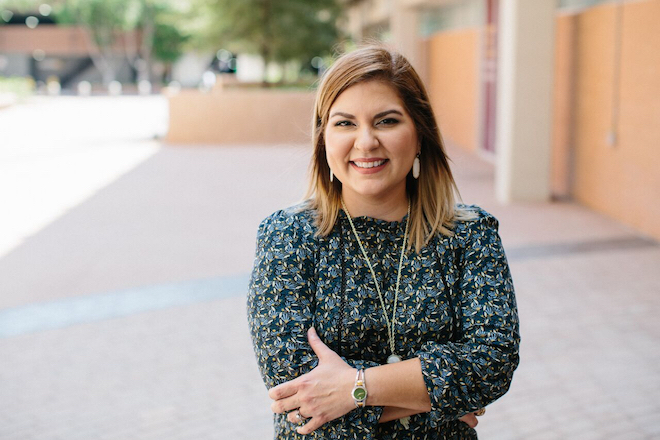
[389,131,418,161]
[324,131,351,162]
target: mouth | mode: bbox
[351,159,388,169]
[350,159,389,174]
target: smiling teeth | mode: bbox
[354,160,386,168]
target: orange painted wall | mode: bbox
[422,1,660,240]
[167,89,315,145]
[569,1,660,240]
[426,29,480,152]
[551,14,577,199]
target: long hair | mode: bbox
[304,45,469,252]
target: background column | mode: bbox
[390,0,421,70]
[495,0,555,202]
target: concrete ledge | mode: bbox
[166,89,315,145]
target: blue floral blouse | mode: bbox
[247,203,520,439]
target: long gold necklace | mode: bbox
[341,198,410,364]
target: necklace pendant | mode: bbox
[387,354,402,364]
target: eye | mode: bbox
[377,118,399,126]
[334,120,353,127]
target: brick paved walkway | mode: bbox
[1,97,659,439]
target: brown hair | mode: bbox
[304,44,469,252]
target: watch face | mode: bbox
[353,387,367,400]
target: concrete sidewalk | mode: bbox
[1,97,659,439]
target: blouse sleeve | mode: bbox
[247,210,384,438]
[415,209,520,427]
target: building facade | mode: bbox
[344,0,660,242]
[0,23,137,88]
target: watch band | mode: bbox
[351,369,368,408]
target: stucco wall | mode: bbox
[425,1,660,240]
[569,1,660,240]
[166,89,315,145]
[551,14,577,199]
[425,28,480,152]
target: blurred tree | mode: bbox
[54,0,188,85]
[152,18,189,82]
[197,0,343,83]
[124,1,188,83]
[56,0,131,85]
[0,0,39,14]
[124,0,156,84]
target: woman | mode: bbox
[248,45,519,439]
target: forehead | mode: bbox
[330,80,405,112]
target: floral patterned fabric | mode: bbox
[247,203,520,439]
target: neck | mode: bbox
[341,189,409,221]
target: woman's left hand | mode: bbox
[268,327,356,435]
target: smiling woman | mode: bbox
[247,45,520,439]
[325,81,418,220]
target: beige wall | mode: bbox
[426,28,480,152]
[495,0,556,203]
[166,89,315,145]
[568,0,660,240]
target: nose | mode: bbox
[354,127,379,152]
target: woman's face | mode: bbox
[324,80,419,208]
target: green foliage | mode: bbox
[199,0,343,66]
[58,0,130,48]
[0,0,40,14]
[0,76,34,97]
[153,21,189,63]
[1,0,341,82]
[56,0,188,63]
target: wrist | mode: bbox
[350,368,368,408]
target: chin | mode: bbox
[350,186,392,200]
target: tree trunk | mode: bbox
[261,0,272,87]
[82,27,116,86]
[138,7,156,84]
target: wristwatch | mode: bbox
[351,369,367,407]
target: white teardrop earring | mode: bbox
[412,155,421,179]
[329,168,334,182]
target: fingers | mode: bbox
[268,378,298,401]
[283,408,320,435]
[307,327,334,360]
[297,415,325,435]
[458,413,479,429]
[286,409,307,424]
[270,394,299,414]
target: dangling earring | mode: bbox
[330,168,334,182]
[412,155,421,179]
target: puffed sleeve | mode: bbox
[248,209,318,387]
[247,208,383,438]
[415,208,520,427]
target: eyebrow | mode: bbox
[329,109,404,120]
[374,109,404,119]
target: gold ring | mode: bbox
[475,408,486,417]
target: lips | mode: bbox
[350,158,389,174]
[352,159,387,169]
